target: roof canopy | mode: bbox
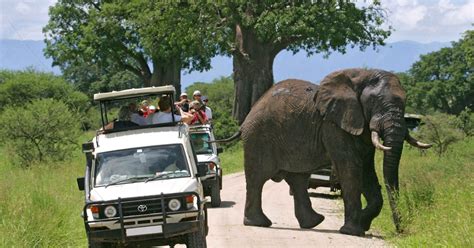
[94,85,176,101]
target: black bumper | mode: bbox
[88,220,200,243]
[83,192,203,244]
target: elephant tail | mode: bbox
[208,131,241,143]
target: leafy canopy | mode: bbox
[405,30,473,115]
[43,0,218,87]
[211,1,391,56]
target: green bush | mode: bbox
[0,99,81,166]
[417,113,464,157]
[0,69,89,112]
[455,108,474,136]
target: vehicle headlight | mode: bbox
[168,199,181,211]
[104,205,117,218]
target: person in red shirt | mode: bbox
[189,100,208,125]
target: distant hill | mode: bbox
[0,39,450,89]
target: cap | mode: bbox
[180,92,188,97]
[193,90,201,96]
[202,96,208,102]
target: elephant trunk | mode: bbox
[381,117,406,233]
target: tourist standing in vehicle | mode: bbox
[189,100,208,125]
[152,96,193,124]
[201,96,213,120]
[193,90,203,103]
[175,92,190,112]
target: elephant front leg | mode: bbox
[285,172,325,229]
[360,155,383,231]
[323,127,365,236]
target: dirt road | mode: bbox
[204,172,387,248]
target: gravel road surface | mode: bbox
[176,172,388,248]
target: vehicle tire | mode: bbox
[210,178,221,207]
[204,205,209,236]
[185,210,207,248]
[89,241,112,248]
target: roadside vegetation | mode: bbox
[373,137,473,247]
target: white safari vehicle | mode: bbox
[189,125,223,207]
[76,86,208,248]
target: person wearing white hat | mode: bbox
[145,105,157,124]
[175,92,190,112]
[193,90,203,106]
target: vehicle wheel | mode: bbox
[211,179,221,207]
[89,240,112,248]
[186,210,207,248]
[204,205,209,236]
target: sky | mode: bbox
[0,0,472,42]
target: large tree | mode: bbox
[407,30,473,115]
[207,1,391,122]
[43,0,217,95]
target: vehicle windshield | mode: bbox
[94,144,190,187]
[190,133,213,155]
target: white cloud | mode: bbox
[0,0,57,40]
[381,0,474,42]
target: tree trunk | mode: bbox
[232,24,276,123]
[150,58,182,98]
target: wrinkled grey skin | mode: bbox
[230,68,424,236]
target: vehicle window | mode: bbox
[190,133,213,155]
[94,144,190,186]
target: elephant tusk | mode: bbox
[371,131,392,151]
[405,132,432,149]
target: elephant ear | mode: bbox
[315,72,365,136]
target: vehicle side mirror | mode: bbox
[82,142,94,153]
[197,163,207,177]
[217,147,223,154]
[77,177,85,191]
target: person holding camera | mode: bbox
[189,100,208,125]
[175,92,190,112]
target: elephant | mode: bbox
[215,68,431,236]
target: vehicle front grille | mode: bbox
[121,199,166,217]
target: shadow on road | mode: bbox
[211,201,236,208]
[268,226,384,239]
[308,192,341,199]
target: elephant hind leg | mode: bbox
[285,172,325,229]
[243,169,272,227]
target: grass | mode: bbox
[0,136,91,247]
[372,137,473,247]
[1,133,471,247]
[219,141,244,175]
